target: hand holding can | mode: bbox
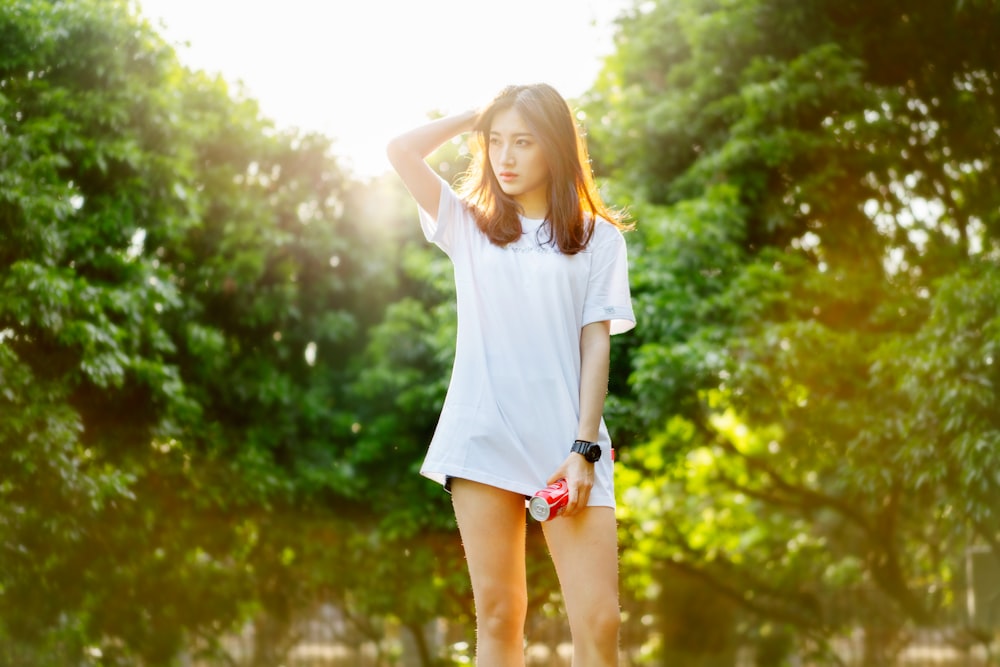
[529,479,570,521]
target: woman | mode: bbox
[386,83,635,667]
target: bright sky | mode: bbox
[135,0,632,178]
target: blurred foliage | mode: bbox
[0,0,466,664]
[2,0,999,665]
[584,0,1000,662]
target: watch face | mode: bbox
[573,440,601,463]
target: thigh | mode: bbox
[541,506,619,622]
[451,479,529,601]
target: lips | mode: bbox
[499,171,517,182]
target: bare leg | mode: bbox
[451,479,529,667]
[542,506,620,667]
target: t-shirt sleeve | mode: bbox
[583,227,636,335]
[417,174,468,256]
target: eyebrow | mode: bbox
[489,131,535,138]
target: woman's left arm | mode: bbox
[548,320,611,516]
[577,320,612,443]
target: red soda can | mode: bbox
[529,479,570,521]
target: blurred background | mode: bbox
[1,0,998,665]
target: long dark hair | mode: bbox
[457,83,629,255]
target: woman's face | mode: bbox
[488,107,550,217]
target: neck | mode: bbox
[516,192,549,219]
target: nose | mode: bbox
[499,143,515,165]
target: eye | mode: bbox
[516,138,532,147]
[489,136,502,147]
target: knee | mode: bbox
[590,602,622,643]
[573,600,621,648]
[475,588,527,641]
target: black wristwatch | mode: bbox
[571,439,602,463]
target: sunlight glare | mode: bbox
[136,0,629,177]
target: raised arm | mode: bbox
[386,110,479,220]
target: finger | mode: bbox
[560,484,578,517]
[569,481,594,517]
[561,487,576,516]
[564,482,588,517]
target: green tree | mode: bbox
[0,0,422,663]
[586,0,1000,662]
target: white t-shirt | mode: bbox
[417,177,635,506]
